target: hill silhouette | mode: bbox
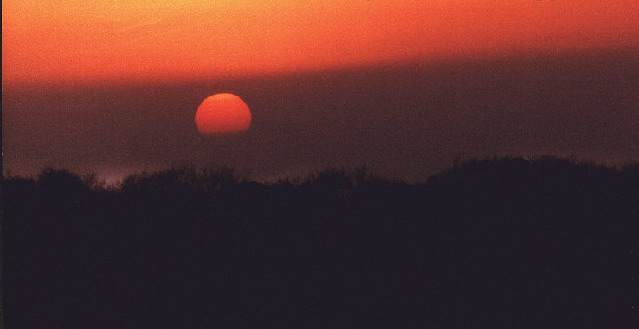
[3,156,638,329]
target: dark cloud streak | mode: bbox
[3,50,638,182]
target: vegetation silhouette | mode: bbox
[3,157,639,329]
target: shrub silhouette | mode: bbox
[36,167,90,195]
[3,156,638,329]
[121,165,242,194]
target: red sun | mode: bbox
[195,93,252,134]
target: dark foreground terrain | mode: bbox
[3,156,639,328]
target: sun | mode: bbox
[195,93,252,134]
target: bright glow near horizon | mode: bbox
[3,0,638,83]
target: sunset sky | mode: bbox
[4,0,638,83]
[4,4,639,328]
[3,1,639,182]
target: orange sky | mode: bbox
[3,0,638,83]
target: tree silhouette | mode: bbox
[3,156,638,328]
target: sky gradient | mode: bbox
[4,0,638,83]
[2,1,639,182]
